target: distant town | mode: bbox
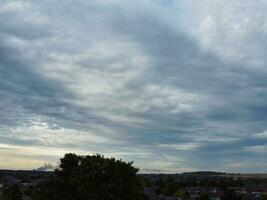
[1,170,267,200]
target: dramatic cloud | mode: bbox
[1,0,267,172]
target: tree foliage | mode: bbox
[2,185,22,200]
[198,193,210,200]
[221,189,242,200]
[173,188,189,199]
[32,153,147,200]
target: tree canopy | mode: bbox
[2,185,22,200]
[32,153,147,200]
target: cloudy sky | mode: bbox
[1,0,267,173]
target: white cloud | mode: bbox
[192,0,267,68]
[158,143,201,151]
[244,145,267,153]
[254,131,267,138]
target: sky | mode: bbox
[1,0,267,173]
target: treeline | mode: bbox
[141,172,265,190]
[142,175,245,192]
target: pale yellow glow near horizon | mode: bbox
[0,143,94,170]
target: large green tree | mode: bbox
[32,153,147,200]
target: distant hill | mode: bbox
[181,171,225,176]
[220,173,267,179]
